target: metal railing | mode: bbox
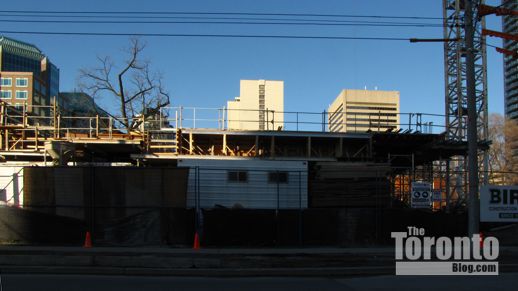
[1,101,447,137]
[0,100,449,155]
[158,106,446,134]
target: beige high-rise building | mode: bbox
[227,79,284,130]
[328,89,400,133]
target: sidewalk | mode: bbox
[0,246,517,276]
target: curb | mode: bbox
[0,266,395,277]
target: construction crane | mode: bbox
[478,3,518,16]
[442,0,489,217]
[478,4,518,58]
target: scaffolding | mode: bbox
[0,100,145,155]
[0,100,450,162]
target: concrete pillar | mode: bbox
[12,172,19,206]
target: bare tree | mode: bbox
[488,113,518,184]
[79,38,170,132]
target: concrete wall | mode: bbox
[0,162,47,207]
[227,80,284,130]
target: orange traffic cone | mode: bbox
[193,231,200,250]
[83,231,92,248]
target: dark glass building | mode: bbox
[0,37,42,75]
[0,36,60,115]
[58,92,110,129]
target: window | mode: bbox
[14,103,24,111]
[16,78,28,87]
[16,90,28,99]
[1,78,12,86]
[258,85,266,130]
[228,171,248,183]
[0,90,11,99]
[268,172,289,184]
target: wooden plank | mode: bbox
[149,145,178,149]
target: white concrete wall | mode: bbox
[264,80,284,130]
[0,162,46,207]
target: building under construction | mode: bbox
[0,1,504,246]
[0,100,469,211]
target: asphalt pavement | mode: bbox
[1,274,517,291]
[1,246,517,277]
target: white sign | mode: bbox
[411,182,432,208]
[480,185,518,222]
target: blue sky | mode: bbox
[0,0,506,126]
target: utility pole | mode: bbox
[464,0,479,238]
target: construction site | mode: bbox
[0,98,476,247]
[1,1,516,248]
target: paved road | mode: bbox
[1,274,517,291]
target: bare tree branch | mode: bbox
[79,37,170,133]
[125,87,154,104]
[488,113,518,184]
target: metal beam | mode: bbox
[442,0,488,221]
[464,0,480,237]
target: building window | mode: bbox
[16,90,28,99]
[228,171,248,183]
[1,90,12,99]
[16,78,28,87]
[259,85,266,130]
[1,78,12,86]
[268,172,289,184]
[14,103,24,111]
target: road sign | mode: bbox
[480,185,518,222]
[411,182,432,208]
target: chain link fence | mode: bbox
[0,166,515,247]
